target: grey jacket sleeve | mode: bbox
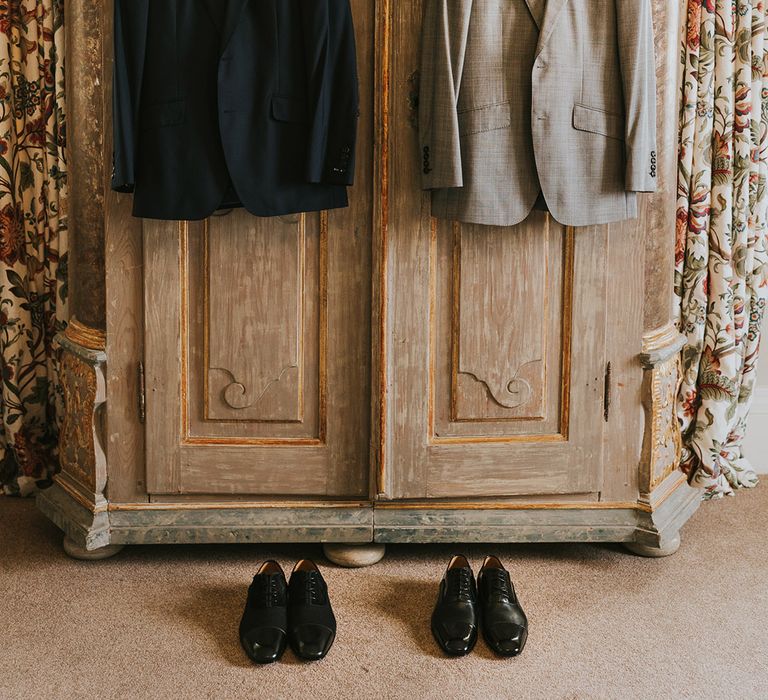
[616,0,658,193]
[418,0,473,190]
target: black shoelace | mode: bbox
[253,574,283,607]
[446,569,474,602]
[298,571,327,605]
[485,569,512,603]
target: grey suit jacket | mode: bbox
[419,0,658,227]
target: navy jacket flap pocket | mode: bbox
[271,95,309,124]
[457,101,512,137]
[572,104,625,140]
[141,99,186,129]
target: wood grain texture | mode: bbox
[379,0,613,500]
[141,0,375,499]
[424,223,608,498]
[204,214,308,423]
[185,214,321,437]
[453,218,550,421]
[66,0,107,329]
[64,0,693,549]
[144,220,184,494]
[433,217,570,436]
[643,0,681,333]
[108,505,373,545]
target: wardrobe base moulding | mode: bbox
[38,478,700,565]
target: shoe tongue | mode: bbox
[294,569,319,583]
[486,569,505,583]
[448,566,470,580]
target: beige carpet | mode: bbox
[1,489,767,700]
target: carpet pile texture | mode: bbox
[2,488,766,699]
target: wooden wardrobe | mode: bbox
[40,0,699,565]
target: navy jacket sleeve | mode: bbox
[111,0,149,193]
[301,0,360,187]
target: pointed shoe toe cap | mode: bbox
[240,627,287,664]
[290,624,336,661]
[485,622,527,657]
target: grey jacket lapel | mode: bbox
[536,0,569,56]
[524,0,545,30]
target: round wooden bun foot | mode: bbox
[323,542,386,568]
[623,533,681,558]
[63,536,125,561]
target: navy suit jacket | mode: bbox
[112,0,360,221]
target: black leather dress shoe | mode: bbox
[431,555,478,656]
[287,560,336,661]
[477,556,528,657]
[239,561,288,664]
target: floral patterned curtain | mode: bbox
[0,0,68,496]
[677,0,768,498]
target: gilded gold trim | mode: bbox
[59,351,99,493]
[427,217,438,441]
[649,473,689,510]
[54,474,108,514]
[109,500,372,512]
[181,436,324,447]
[64,317,106,351]
[642,321,684,356]
[431,433,568,446]
[374,500,643,511]
[640,322,686,369]
[375,0,392,496]
[647,354,683,492]
[180,220,190,448]
[560,227,575,440]
[108,498,660,514]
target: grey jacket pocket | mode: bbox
[457,101,512,137]
[141,99,186,130]
[572,103,625,140]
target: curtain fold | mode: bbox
[0,0,68,496]
[676,0,768,498]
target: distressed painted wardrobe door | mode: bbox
[142,2,374,498]
[376,1,610,500]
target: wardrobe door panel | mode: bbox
[142,0,374,498]
[378,0,610,500]
[434,214,568,434]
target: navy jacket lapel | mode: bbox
[220,0,249,55]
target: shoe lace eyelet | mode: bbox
[489,570,511,601]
